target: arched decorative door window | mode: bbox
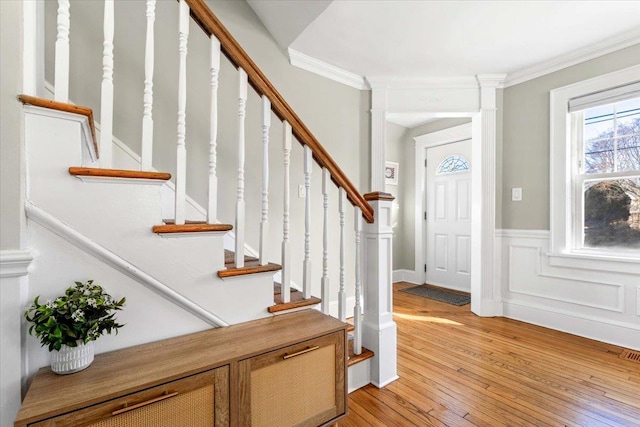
[437,155,470,174]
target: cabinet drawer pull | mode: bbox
[283,345,320,359]
[112,391,178,416]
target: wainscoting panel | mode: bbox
[497,230,640,350]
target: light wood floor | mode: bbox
[340,282,640,427]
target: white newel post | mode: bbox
[281,122,292,303]
[54,0,70,103]
[207,36,221,223]
[362,192,398,388]
[174,0,189,225]
[259,96,271,265]
[140,0,156,171]
[99,0,114,168]
[235,68,248,268]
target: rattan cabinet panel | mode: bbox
[238,331,346,427]
[28,367,228,427]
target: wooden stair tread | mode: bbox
[153,223,233,234]
[19,95,99,157]
[268,292,321,313]
[218,262,281,278]
[347,338,374,367]
[224,249,259,266]
[69,167,171,181]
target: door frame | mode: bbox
[415,123,473,285]
[422,122,474,290]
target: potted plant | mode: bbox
[24,280,125,374]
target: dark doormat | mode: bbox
[400,285,471,306]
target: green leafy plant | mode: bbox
[24,280,125,351]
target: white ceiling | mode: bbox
[247,1,640,129]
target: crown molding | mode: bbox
[369,76,479,90]
[504,29,640,88]
[476,74,507,89]
[287,48,369,90]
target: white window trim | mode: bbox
[549,64,640,273]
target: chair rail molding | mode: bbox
[0,250,34,278]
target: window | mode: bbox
[550,65,640,267]
[572,97,640,251]
[437,155,469,174]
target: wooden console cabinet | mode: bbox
[15,310,347,427]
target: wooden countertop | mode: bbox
[16,310,347,426]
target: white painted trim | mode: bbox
[73,176,168,186]
[496,229,549,239]
[504,28,640,88]
[504,298,640,350]
[507,244,624,313]
[0,250,34,278]
[637,286,640,316]
[23,104,97,161]
[370,374,400,389]
[367,75,479,90]
[288,48,369,90]
[414,123,473,287]
[392,269,420,284]
[217,269,278,282]
[25,201,229,327]
[347,359,371,393]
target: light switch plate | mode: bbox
[512,187,522,201]
[298,184,305,198]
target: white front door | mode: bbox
[425,139,472,292]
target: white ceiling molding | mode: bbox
[504,28,640,88]
[376,76,480,90]
[287,48,369,90]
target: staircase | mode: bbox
[20,0,397,396]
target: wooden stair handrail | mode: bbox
[184,0,374,223]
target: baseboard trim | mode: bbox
[392,269,421,284]
[504,299,640,350]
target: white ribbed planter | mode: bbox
[50,341,95,374]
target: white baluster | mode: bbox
[140,0,156,171]
[174,0,189,225]
[338,188,347,322]
[321,168,330,314]
[259,96,271,266]
[207,36,221,223]
[235,68,247,268]
[354,206,363,355]
[303,146,312,299]
[54,0,70,103]
[281,121,292,303]
[99,0,114,168]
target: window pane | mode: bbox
[584,137,614,174]
[584,104,614,141]
[618,134,640,172]
[583,178,640,249]
[616,98,640,137]
[437,155,469,174]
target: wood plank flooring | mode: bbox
[339,282,640,427]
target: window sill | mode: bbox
[547,251,640,274]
